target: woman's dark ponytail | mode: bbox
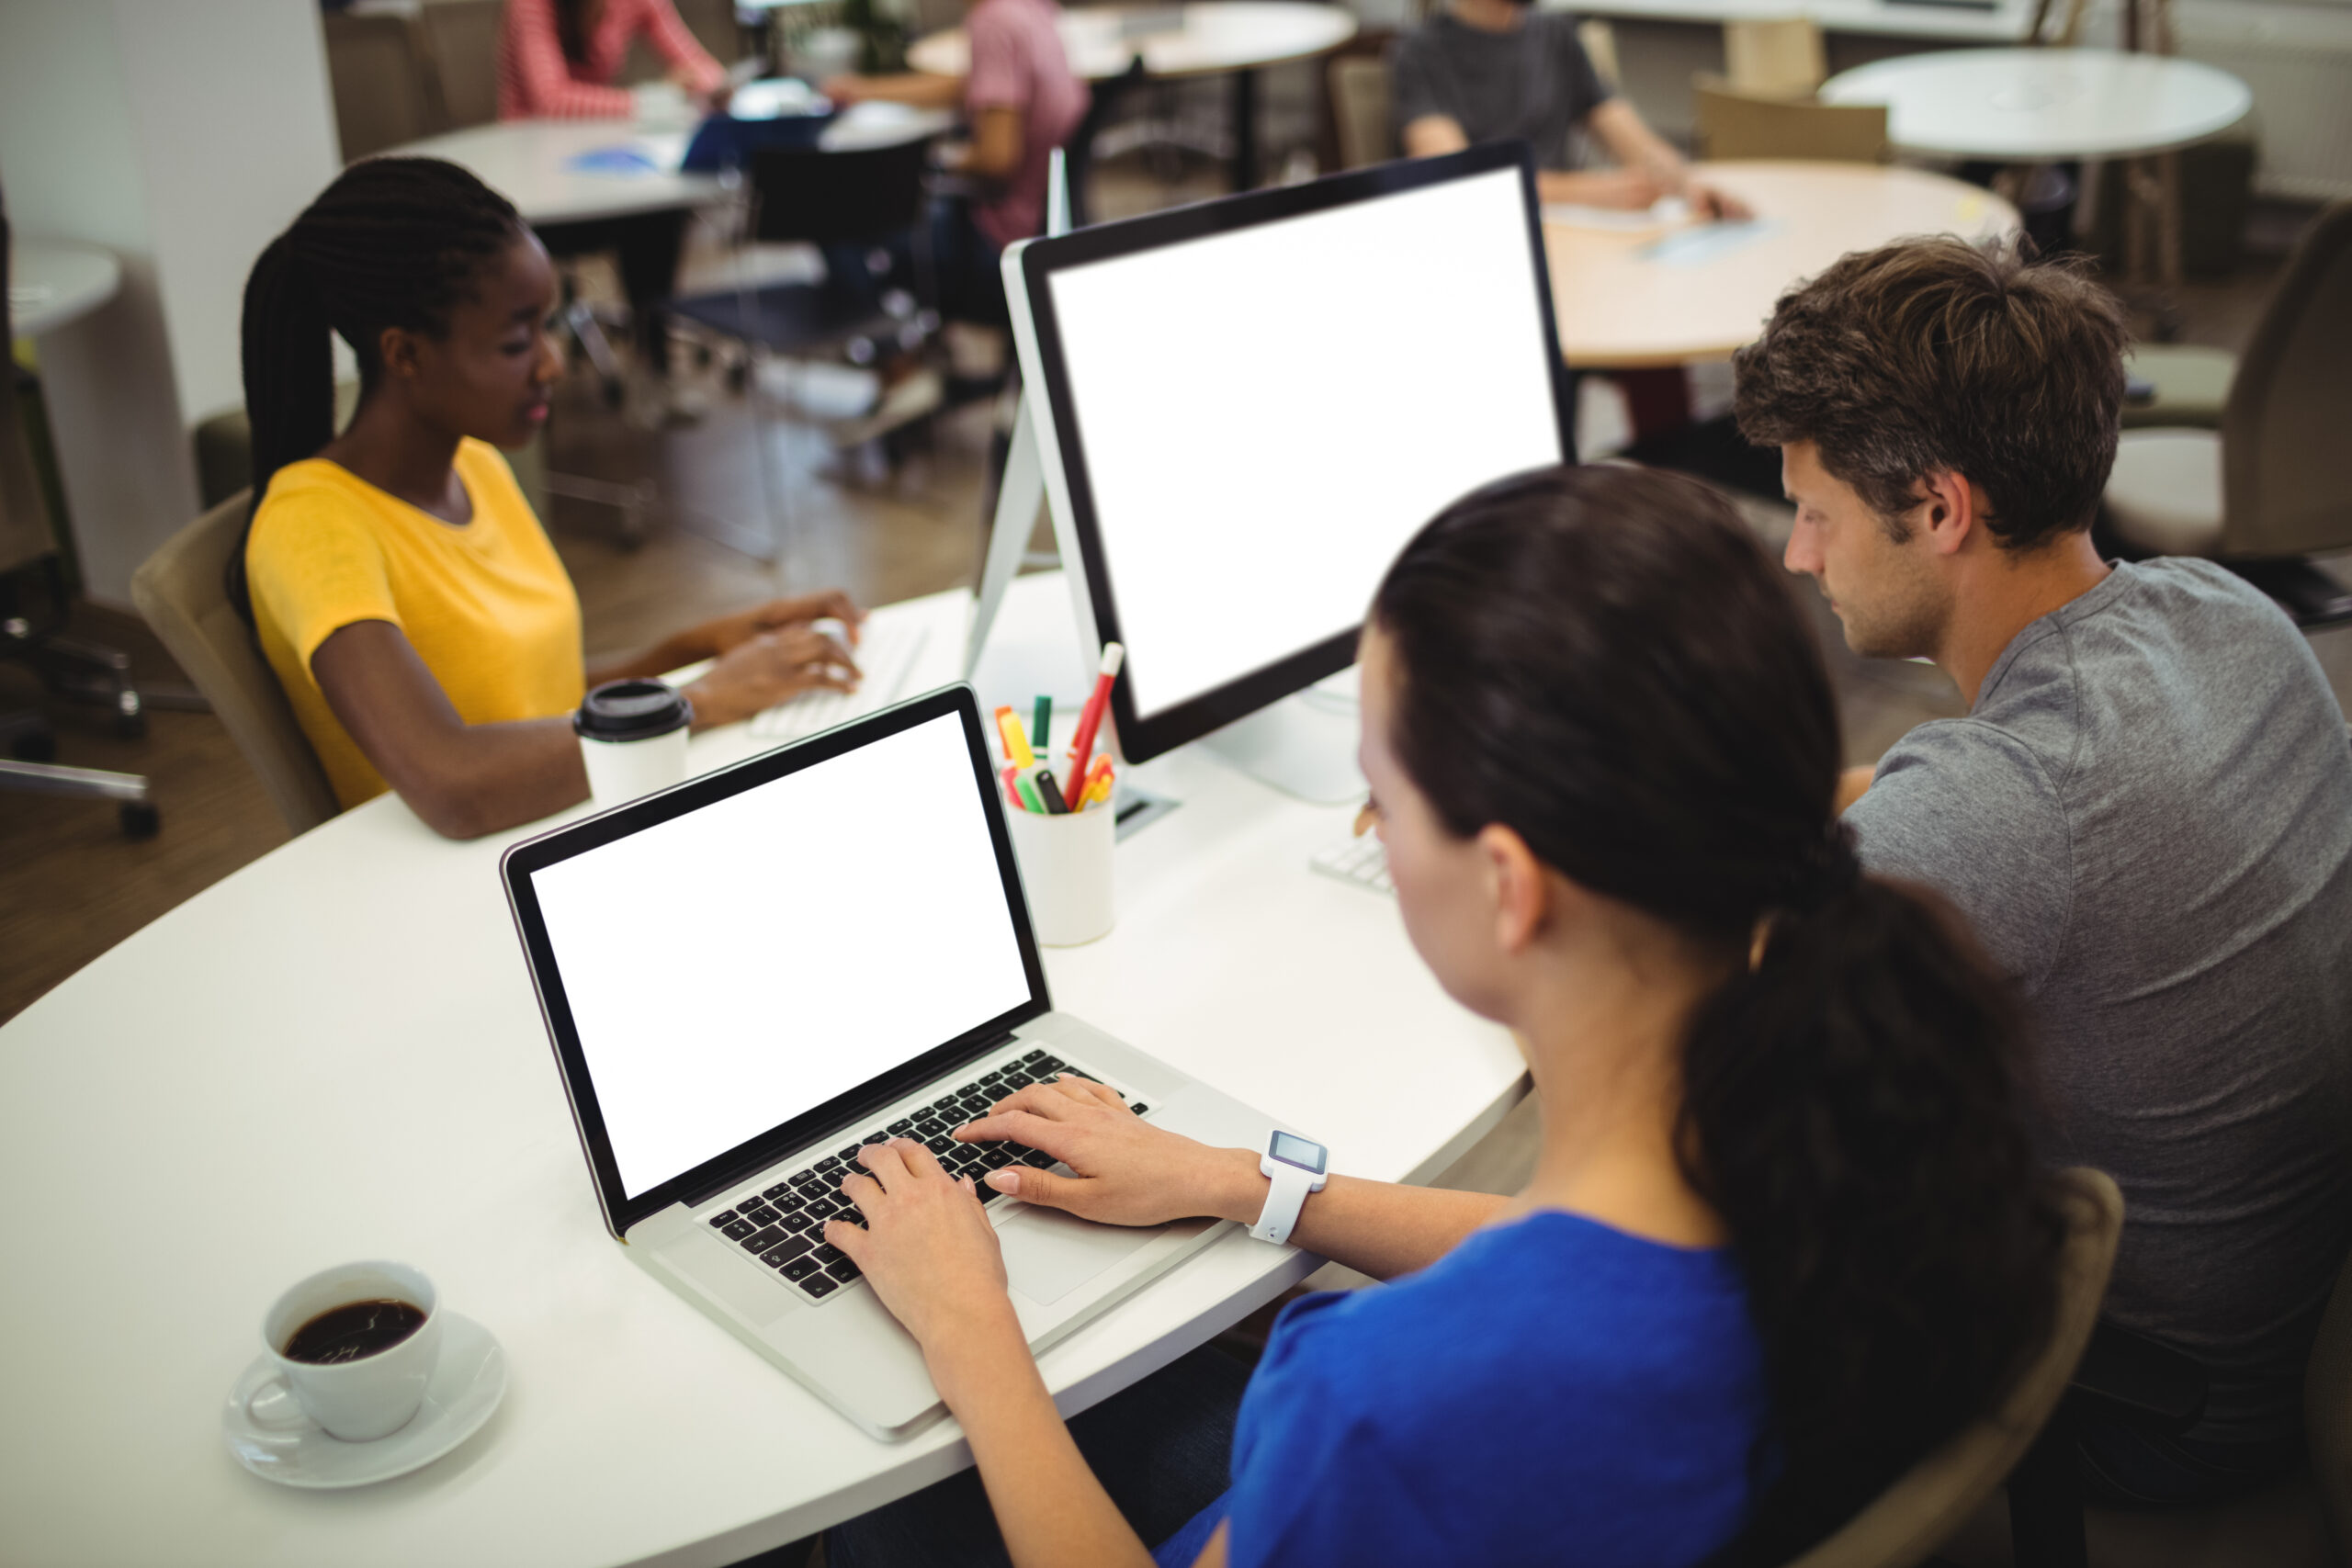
[229,158,525,625]
[1371,464,2068,1562]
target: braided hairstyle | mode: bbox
[1370,464,2068,1563]
[231,157,526,623]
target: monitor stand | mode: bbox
[1199,674,1365,804]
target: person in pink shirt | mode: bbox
[497,0,732,405]
[823,0,1090,329]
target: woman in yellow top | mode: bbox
[235,158,862,839]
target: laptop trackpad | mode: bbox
[1000,1206,1154,1305]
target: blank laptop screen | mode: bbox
[524,712,1031,1200]
[1041,163,1563,722]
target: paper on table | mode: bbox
[1541,195,1690,231]
[567,133,692,175]
[1634,219,1783,269]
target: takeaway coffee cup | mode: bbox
[575,680,693,808]
[247,1261,443,1442]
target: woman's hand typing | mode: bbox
[956,1074,1268,1228]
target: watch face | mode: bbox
[1269,1130,1327,1175]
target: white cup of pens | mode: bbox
[1001,644,1122,947]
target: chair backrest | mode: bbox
[1,195,62,577]
[1693,80,1888,164]
[2219,201,2352,558]
[322,10,438,160]
[1329,56,1395,171]
[2304,1236,2352,1560]
[749,140,933,246]
[130,492,339,837]
[416,0,505,131]
[1724,17,1825,99]
[617,0,738,83]
[1782,1168,2126,1568]
[2029,0,2092,46]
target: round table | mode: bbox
[908,2,1359,191]
[380,106,955,226]
[8,239,122,338]
[1817,47,2252,162]
[1544,161,2021,369]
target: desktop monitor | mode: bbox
[1001,141,1571,797]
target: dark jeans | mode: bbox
[825,1343,1249,1568]
[534,209,691,372]
[821,196,1009,335]
[2076,1412,2308,1508]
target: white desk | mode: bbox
[1566,0,2036,44]
[0,574,1526,1566]
[1818,47,2253,161]
[8,238,121,340]
[907,3,1358,190]
[380,105,956,227]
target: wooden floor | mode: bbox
[6,186,2348,1028]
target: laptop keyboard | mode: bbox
[700,1047,1150,1303]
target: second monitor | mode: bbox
[1001,141,1573,799]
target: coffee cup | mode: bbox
[248,1260,443,1442]
[576,680,693,808]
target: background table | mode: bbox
[7,238,121,340]
[907,2,1359,191]
[382,104,956,226]
[0,574,1527,1567]
[1544,161,2019,368]
[1576,0,2037,45]
[1819,48,2252,162]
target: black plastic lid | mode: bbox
[574,680,692,740]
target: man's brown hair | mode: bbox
[1732,237,2129,551]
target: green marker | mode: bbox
[1033,695,1053,753]
[1014,773,1046,815]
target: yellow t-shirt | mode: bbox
[246,440,586,810]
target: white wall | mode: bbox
[0,0,340,607]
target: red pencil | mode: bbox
[1065,642,1124,793]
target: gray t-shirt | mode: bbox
[1387,13,1612,172]
[1848,558,2352,1446]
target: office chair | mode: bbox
[1762,1168,2123,1568]
[321,9,440,161]
[1691,83,1889,164]
[1722,17,1826,101]
[2,191,162,837]
[130,492,340,838]
[413,0,503,131]
[1329,56,1394,172]
[2101,201,2352,629]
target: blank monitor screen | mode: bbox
[521,710,1032,1201]
[1021,146,1566,756]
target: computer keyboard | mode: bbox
[1309,831,1393,896]
[748,618,930,741]
[699,1047,1148,1303]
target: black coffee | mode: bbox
[283,1299,426,1365]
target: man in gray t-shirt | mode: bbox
[1387,0,1746,216]
[1734,236,2352,1503]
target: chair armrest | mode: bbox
[2065,1318,2209,1435]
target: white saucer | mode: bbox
[221,1312,506,1489]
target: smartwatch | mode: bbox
[1250,1131,1329,1247]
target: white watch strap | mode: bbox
[1251,1161,1317,1247]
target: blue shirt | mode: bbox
[1153,1211,1766,1567]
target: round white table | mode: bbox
[908,2,1359,191]
[1544,161,2020,368]
[0,576,1527,1566]
[1817,47,2252,163]
[8,238,122,339]
[381,105,956,227]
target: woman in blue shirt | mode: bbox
[820,464,2070,1566]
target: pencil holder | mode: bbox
[1006,794,1116,946]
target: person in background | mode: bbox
[1735,235,2352,1506]
[1392,0,1747,218]
[499,0,731,408]
[234,158,862,840]
[816,464,2070,1567]
[820,0,1088,339]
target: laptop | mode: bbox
[502,682,1296,1440]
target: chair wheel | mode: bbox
[119,801,161,840]
[9,730,55,762]
[602,378,626,410]
[114,712,147,740]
